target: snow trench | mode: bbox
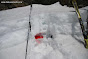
[0,2,88,59]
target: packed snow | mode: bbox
[0,2,88,59]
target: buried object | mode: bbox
[35,32,53,43]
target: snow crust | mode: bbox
[0,2,88,59]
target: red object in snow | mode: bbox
[35,33,43,39]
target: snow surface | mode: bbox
[0,2,88,59]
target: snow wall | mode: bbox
[0,2,88,59]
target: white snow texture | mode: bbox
[0,2,88,59]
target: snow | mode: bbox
[0,2,88,59]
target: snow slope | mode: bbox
[0,2,88,59]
